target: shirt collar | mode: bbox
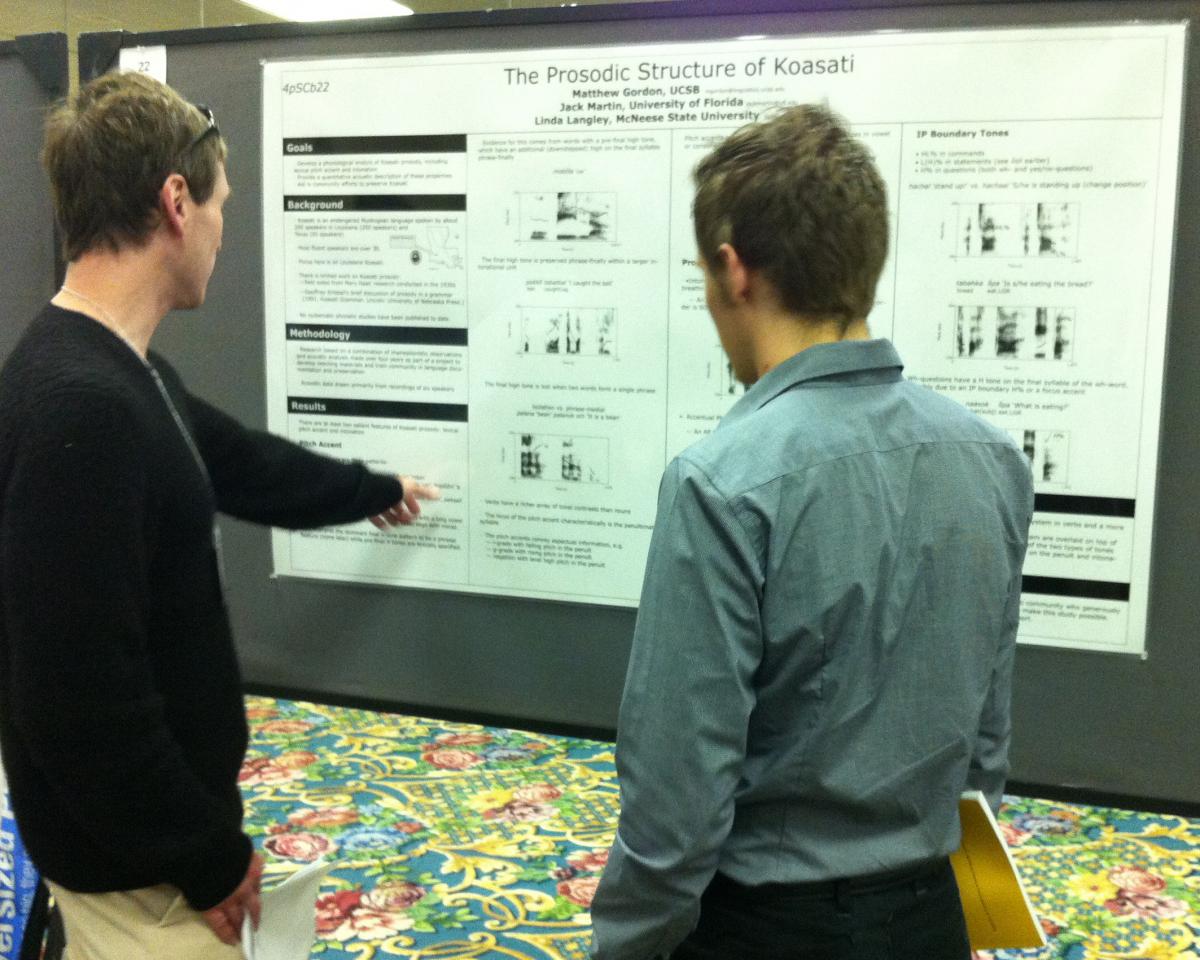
[720,338,905,427]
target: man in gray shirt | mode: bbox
[589,105,1034,960]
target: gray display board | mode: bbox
[0,35,65,362]
[79,0,1200,807]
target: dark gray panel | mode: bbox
[129,0,1199,802]
[0,43,59,362]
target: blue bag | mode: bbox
[0,780,40,959]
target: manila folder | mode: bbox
[949,791,1046,951]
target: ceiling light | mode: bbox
[239,0,413,21]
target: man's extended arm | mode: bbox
[160,363,431,528]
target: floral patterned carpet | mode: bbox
[240,696,1200,959]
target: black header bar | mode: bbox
[285,195,466,213]
[288,397,467,422]
[287,324,468,347]
[1034,495,1136,518]
[1022,576,1131,602]
[284,135,466,155]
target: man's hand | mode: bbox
[369,476,442,530]
[202,852,263,946]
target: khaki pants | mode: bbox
[47,881,245,960]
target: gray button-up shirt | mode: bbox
[590,338,1034,960]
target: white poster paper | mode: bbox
[261,23,1186,654]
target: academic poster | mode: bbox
[261,22,1186,654]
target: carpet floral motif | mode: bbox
[977,800,1200,960]
[241,697,1199,959]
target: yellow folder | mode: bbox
[949,791,1047,950]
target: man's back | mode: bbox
[680,338,1033,881]
[591,339,1033,960]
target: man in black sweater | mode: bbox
[0,71,439,958]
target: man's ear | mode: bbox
[159,173,190,237]
[715,242,751,303]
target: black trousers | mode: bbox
[669,858,971,960]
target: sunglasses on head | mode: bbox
[181,103,219,156]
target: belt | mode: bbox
[709,856,951,903]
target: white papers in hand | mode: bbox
[240,860,331,960]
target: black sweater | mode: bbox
[0,306,402,909]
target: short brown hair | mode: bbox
[693,103,888,325]
[42,71,227,261]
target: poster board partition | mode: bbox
[0,30,71,960]
[0,33,66,360]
